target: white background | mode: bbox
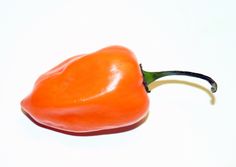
[1,0,236,166]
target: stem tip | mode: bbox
[211,82,217,93]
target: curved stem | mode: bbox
[140,65,217,93]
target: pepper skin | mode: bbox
[21,46,149,135]
[21,45,217,135]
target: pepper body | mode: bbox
[21,46,149,134]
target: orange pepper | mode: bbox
[21,46,217,135]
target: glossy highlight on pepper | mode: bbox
[21,45,217,136]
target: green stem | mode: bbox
[140,64,217,93]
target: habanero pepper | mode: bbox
[21,46,217,136]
